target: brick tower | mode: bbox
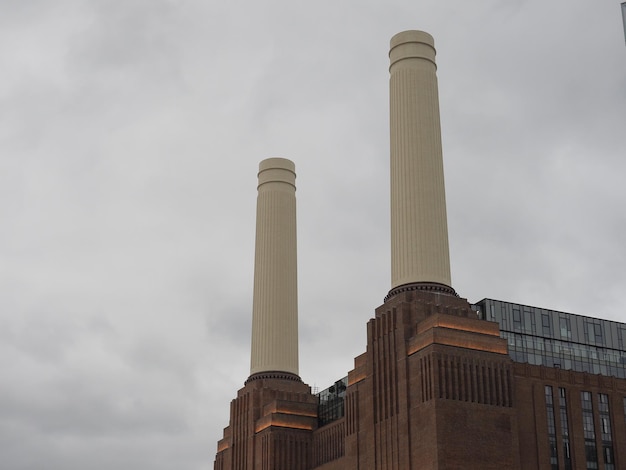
[214,158,317,470]
[334,30,520,470]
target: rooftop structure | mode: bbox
[475,299,626,379]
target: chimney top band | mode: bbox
[258,157,296,189]
[389,30,437,70]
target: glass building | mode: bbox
[473,299,626,379]
[316,377,347,426]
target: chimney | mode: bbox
[249,158,300,380]
[388,30,454,297]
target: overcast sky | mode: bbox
[1,1,625,468]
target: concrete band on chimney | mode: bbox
[388,30,454,299]
[249,157,300,381]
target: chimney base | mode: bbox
[385,282,457,302]
[245,371,302,384]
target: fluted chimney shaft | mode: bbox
[389,30,452,291]
[249,158,299,378]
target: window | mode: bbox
[594,324,603,344]
[585,443,599,469]
[559,388,572,470]
[586,321,605,345]
[598,393,609,413]
[618,327,626,349]
[524,310,535,333]
[542,314,551,336]
[581,391,598,469]
[545,386,558,469]
[496,303,626,379]
[560,317,572,339]
[513,309,522,331]
[604,446,615,469]
[598,394,614,470]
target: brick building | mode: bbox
[213,30,626,469]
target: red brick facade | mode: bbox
[214,289,626,469]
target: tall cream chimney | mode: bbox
[249,157,299,379]
[388,30,453,295]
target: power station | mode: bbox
[214,30,626,470]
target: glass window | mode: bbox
[581,391,598,468]
[524,310,535,333]
[594,324,603,341]
[542,314,551,336]
[598,394,613,443]
[489,301,626,379]
[317,377,348,426]
[585,442,598,469]
[560,409,569,436]
[598,393,609,413]
[583,415,595,435]
[545,385,558,469]
[604,445,615,470]
[563,441,572,470]
[513,309,521,331]
[560,317,571,339]
[559,387,571,467]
